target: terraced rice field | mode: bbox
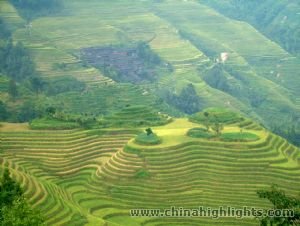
[0,119,299,225]
[1,1,300,224]
[4,0,298,124]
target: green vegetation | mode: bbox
[0,101,8,121]
[257,185,300,225]
[103,105,172,127]
[0,118,299,225]
[0,169,44,225]
[221,132,259,142]
[0,18,11,40]
[134,129,161,145]
[152,0,300,144]
[9,0,61,20]
[201,0,300,55]
[29,117,80,130]
[187,127,215,139]
[1,0,299,144]
[190,108,243,125]
[0,40,35,81]
[273,125,300,147]
[45,76,85,96]
[134,168,150,179]
[163,83,203,114]
[0,1,300,225]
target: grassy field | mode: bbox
[0,118,300,225]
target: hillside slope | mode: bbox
[200,0,300,55]
[0,119,299,225]
[1,0,299,138]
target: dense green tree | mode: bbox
[0,169,22,210]
[8,79,18,100]
[29,76,44,94]
[257,185,300,226]
[0,101,8,120]
[1,197,44,226]
[17,100,41,122]
[203,112,210,131]
[9,0,62,20]
[211,119,224,136]
[203,64,230,93]
[146,128,153,136]
[165,84,202,114]
[0,40,36,81]
[0,169,44,225]
[45,106,56,116]
[136,42,162,65]
[0,18,11,40]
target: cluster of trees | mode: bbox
[0,101,8,121]
[45,76,85,96]
[0,19,11,40]
[9,0,62,20]
[202,112,224,136]
[203,64,230,93]
[202,63,267,109]
[0,169,44,225]
[0,40,35,81]
[136,42,162,66]
[273,125,300,147]
[164,84,203,114]
[0,39,44,101]
[44,107,99,129]
[257,185,300,225]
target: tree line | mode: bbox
[9,0,62,20]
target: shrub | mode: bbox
[134,169,150,179]
[30,117,80,130]
[134,132,161,145]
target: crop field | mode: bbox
[7,0,298,126]
[152,0,300,123]
[0,118,299,226]
[1,0,300,225]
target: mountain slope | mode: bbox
[200,0,300,56]
[0,118,299,225]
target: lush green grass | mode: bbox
[29,117,80,130]
[187,127,215,139]
[134,132,162,145]
[221,132,260,142]
[134,168,150,179]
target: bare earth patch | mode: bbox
[0,123,29,132]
